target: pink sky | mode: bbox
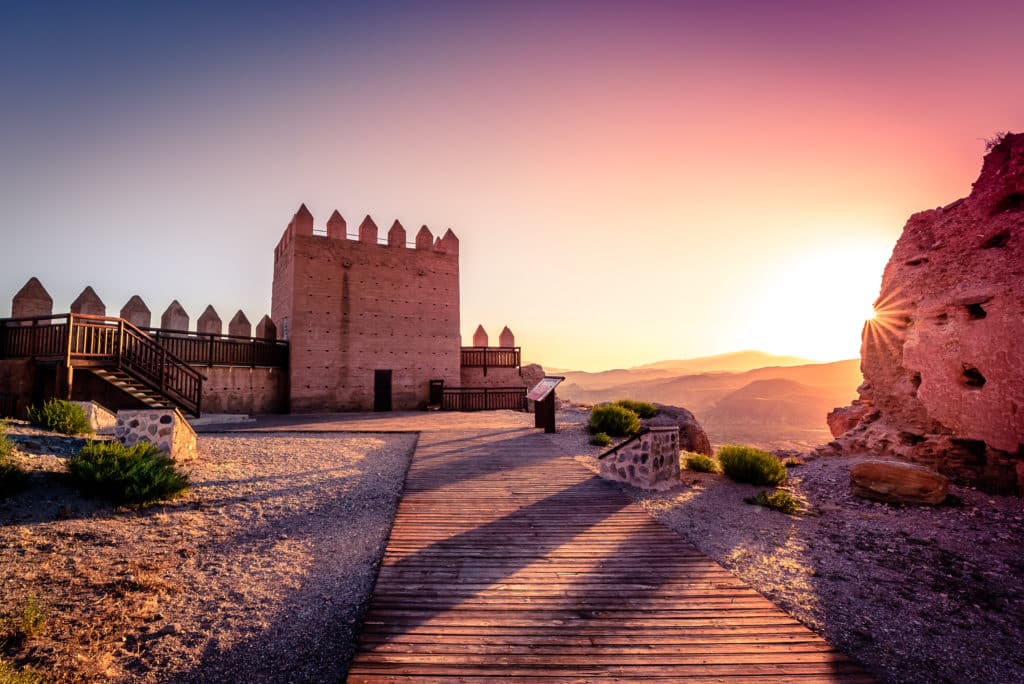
[1,2,1021,370]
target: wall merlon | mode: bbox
[388,220,406,247]
[228,310,251,337]
[359,215,379,244]
[499,325,515,347]
[327,210,347,240]
[256,315,277,340]
[120,295,151,328]
[416,225,434,250]
[473,324,489,347]
[292,203,314,236]
[161,300,189,331]
[197,305,223,335]
[11,277,53,320]
[440,228,460,254]
[70,286,106,316]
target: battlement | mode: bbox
[5,278,275,341]
[274,204,459,263]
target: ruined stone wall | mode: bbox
[272,206,461,411]
[829,133,1024,493]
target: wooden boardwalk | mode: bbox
[341,418,869,682]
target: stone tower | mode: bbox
[271,204,461,411]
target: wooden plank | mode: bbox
[347,424,871,682]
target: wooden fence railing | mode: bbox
[141,327,288,368]
[441,386,527,412]
[460,346,521,371]
[0,313,204,416]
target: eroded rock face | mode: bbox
[829,133,1024,493]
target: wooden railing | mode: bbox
[441,386,527,412]
[0,313,204,416]
[460,346,521,371]
[141,327,288,368]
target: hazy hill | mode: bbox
[556,353,862,451]
[630,350,815,373]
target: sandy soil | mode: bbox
[553,408,1024,684]
[0,424,415,682]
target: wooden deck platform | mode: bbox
[342,418,869,682]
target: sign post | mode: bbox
[526,376,565,433]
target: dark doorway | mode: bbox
[374,370,392,411]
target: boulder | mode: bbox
[649,403,712,455]
[830,133,1024,493]
[850,460,949,505]
[827,401,872,438]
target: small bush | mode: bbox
[0,657,45,684]
[0,423,27,497]
[684,452,717,473]
[27,399,92,435]
[614,399,658,419]
[745,489,801,515]
[717,444,787,486]
[589,432,612,447]
[588,404,641,437]
[67,440,189,505]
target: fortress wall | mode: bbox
[201,366,286,414]
[272,211,461,411]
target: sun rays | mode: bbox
[862,288,914,360]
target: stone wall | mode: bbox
[115,409,197,461]
[271,205,461,411]
[200,366,286,414]
[599,426,680,489]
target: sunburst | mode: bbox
[862,287,913,358]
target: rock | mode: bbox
[649,403,712,455]
[520,363,546,391]
[827,401,872,438]
[831,133,1024,494]
[850,460,949,505]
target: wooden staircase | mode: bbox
[89,368,175,409]
[0,313,203,416]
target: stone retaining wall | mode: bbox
[599,426,680,489]
[114,409,198,461]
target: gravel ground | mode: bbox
[554,408,1024,684]
[0,424,415,683]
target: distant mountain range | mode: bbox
[553,351,862,451]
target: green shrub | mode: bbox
[67,440,189,505]
[0,657,45,684]
[684,452,717,473]
[589,432,612,447]
[614,399,658,419]
[745,489,801,515]
[717,444,787,486]
[588,404,641,437]
[27,399,92,436]
[0,423,27,497]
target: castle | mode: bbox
[0,204,537,417]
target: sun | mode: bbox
[743,241,892,361]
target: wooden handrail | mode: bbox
[0,313,204,416]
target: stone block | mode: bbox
[114,409,198,461]
[850,460,949,505]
